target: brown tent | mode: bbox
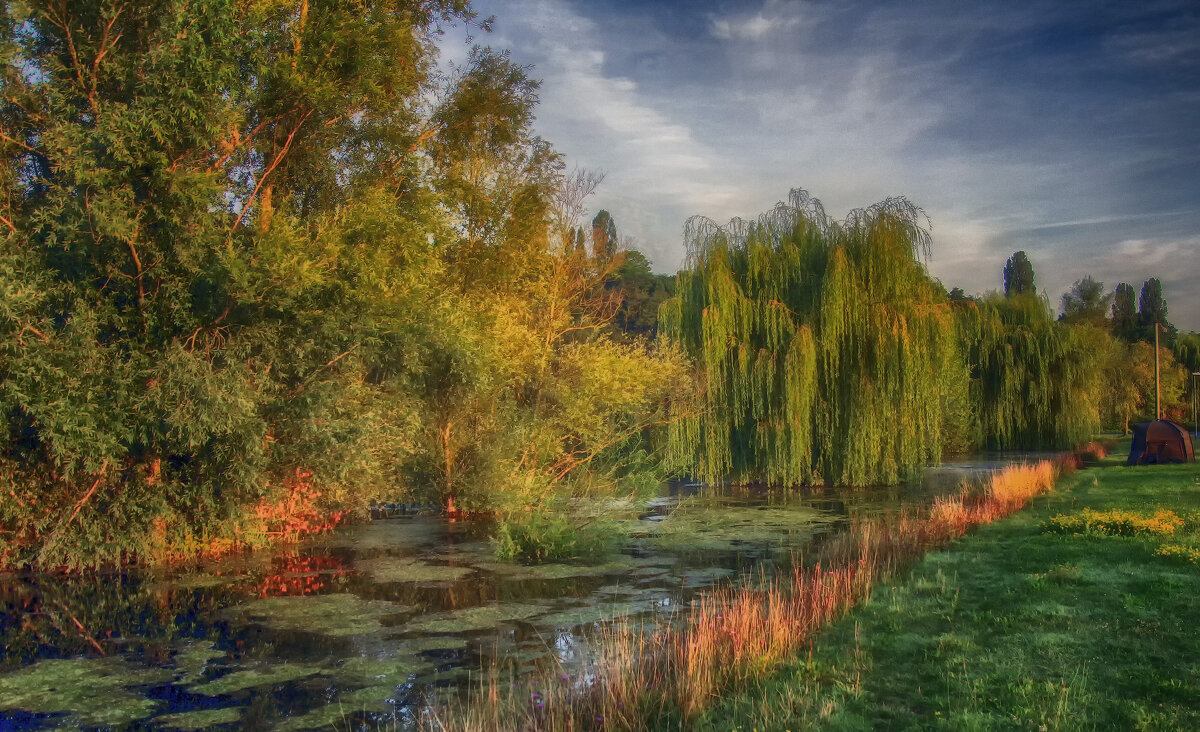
[1127,420,1195,465]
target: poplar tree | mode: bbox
[1111,282,1138,341]
[1003,251,1036,297]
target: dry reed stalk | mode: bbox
[425,458,1065,731]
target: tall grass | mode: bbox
[425,459,1061,731]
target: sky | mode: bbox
[440,0,1200,331]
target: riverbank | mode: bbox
[428,459,1075,729]
[700,445,1200,730]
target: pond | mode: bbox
[0,455,1044,730]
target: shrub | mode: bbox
[491,512,621,563]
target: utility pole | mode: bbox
[1194,372,1199,439]
[1155,323,1161,421]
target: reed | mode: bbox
[424,458,1063,731]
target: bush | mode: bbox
[491,512,621,563]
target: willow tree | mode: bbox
[956,294,1102,449]
[660,190,961,487]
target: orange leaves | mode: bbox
[252,468,349,543]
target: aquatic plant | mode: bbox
[404,603,547,634]
[223,594,408,637]
[0,657,172,726]
[354,556,474,583]
[491,512,622,562]
[188,663,323,696]
[154,707,245,729]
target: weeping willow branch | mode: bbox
[661,189,953,487]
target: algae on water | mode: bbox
[223,594,409,637]
[403,603,547,633]
[274,684,398,732]
[154,706,244,729]
[0,657,172,727]
[646,504,837,552]
[188,663,323,696]
[335,654,433,685]
[470,558,636,580]
[354,555,474,583]
[532,598,666,629]
[173,640,227,684]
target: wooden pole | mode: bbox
[1155,323,1161,420]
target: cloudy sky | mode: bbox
[441,0,1200,330]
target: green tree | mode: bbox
[1059,275,1112,327]
[662,189,958,487]
[1003,251,1036,297]
[957,295,1102,449]
[592,209,617,262]
[604,249,676,336]
[1137,277,1175,345]
[1111,282,1137,341]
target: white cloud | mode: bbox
[442,0,1200,329]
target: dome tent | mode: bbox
[1127,420,1195,465]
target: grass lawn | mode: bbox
[700,446,1200,731]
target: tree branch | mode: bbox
[227,108,314,243]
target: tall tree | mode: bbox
[662,189,958,487]
[1003,251,1036,297]
[1137,277,1175,345]
[592,209,617,262]
[1059,275,1112,327]
[0,0,493,569]
[1111,282,1138,341]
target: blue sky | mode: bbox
[442,0,1200,330]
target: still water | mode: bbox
[0,457,1040,730]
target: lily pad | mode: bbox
[222,594,409,637]
[0,657,172,727]
[155,706,244,729]
[404,603,547,633]
[188,663,323,696]
[354,556,474,583]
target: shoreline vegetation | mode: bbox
[424,455,1082,729]
[700,444,1200,731]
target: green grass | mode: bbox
[701,447,1200,731]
